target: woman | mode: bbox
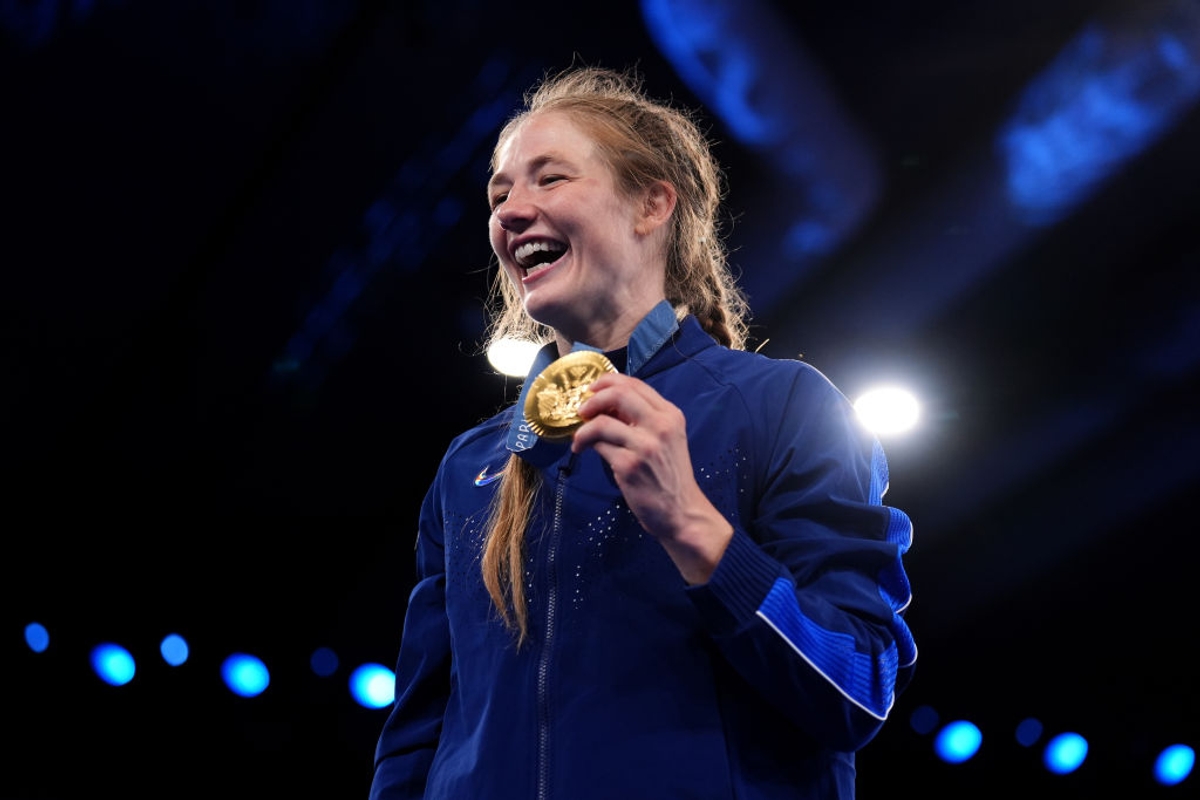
[369,65,916,800]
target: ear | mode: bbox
[634,181,678,236]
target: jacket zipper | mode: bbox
[536,461,571,800]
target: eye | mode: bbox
[489,192,508,210]
[540,174,566,186]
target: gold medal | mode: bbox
[523,350,617,440]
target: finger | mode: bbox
[571,409,639,454]
[579,374,663,423]
[573,389,684,457]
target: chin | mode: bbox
[521,294,571,331]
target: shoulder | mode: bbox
[673,316,833,387]
[692,343,843,402]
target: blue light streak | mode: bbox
[999,7,1200,225]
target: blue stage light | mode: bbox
[1015,717,1044,747]
[934,720,983,764]
[1043,731,1089,775]
[908,704,940,735]
[24,622,50,653]
[90,643,136,687]
[998,10,1200,226]
[640,0,880,305]
[220,653,270,698]
[1154,744,1195,786]
[160,634,189,667]
[310,646,339,677]
[349,663,395,710]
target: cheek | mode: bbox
[488,222,524,287]
[488,218,505,255]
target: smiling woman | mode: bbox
[368,64,917,800]
[487,109,674,349]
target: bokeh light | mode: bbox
[221,653,270,698]
[24,622,50,653]
[487,337,540,377]
[90,643,136,687]
[349,663,395,710]
[160,634,189,667]
[935,720,983,764]
[1043,732,1088,775]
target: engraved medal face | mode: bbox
[523,350,617,440]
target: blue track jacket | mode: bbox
[370,306,917,800]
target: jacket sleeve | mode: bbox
[686,364,917,752]
[369,483,452,800]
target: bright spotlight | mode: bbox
[853,386,920,435]
[487,337,540,377]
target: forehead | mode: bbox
[493,111,599,173]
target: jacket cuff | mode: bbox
[686,527,789,637]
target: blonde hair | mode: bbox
[480,65,750,644]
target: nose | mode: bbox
[495,188,534,232]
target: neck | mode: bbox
[553,297,667,357]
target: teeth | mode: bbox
[514,240,565,268]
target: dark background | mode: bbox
[4,0,1198,797]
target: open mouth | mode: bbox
[514,239,567,276]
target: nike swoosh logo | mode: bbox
[474,465,505,487]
